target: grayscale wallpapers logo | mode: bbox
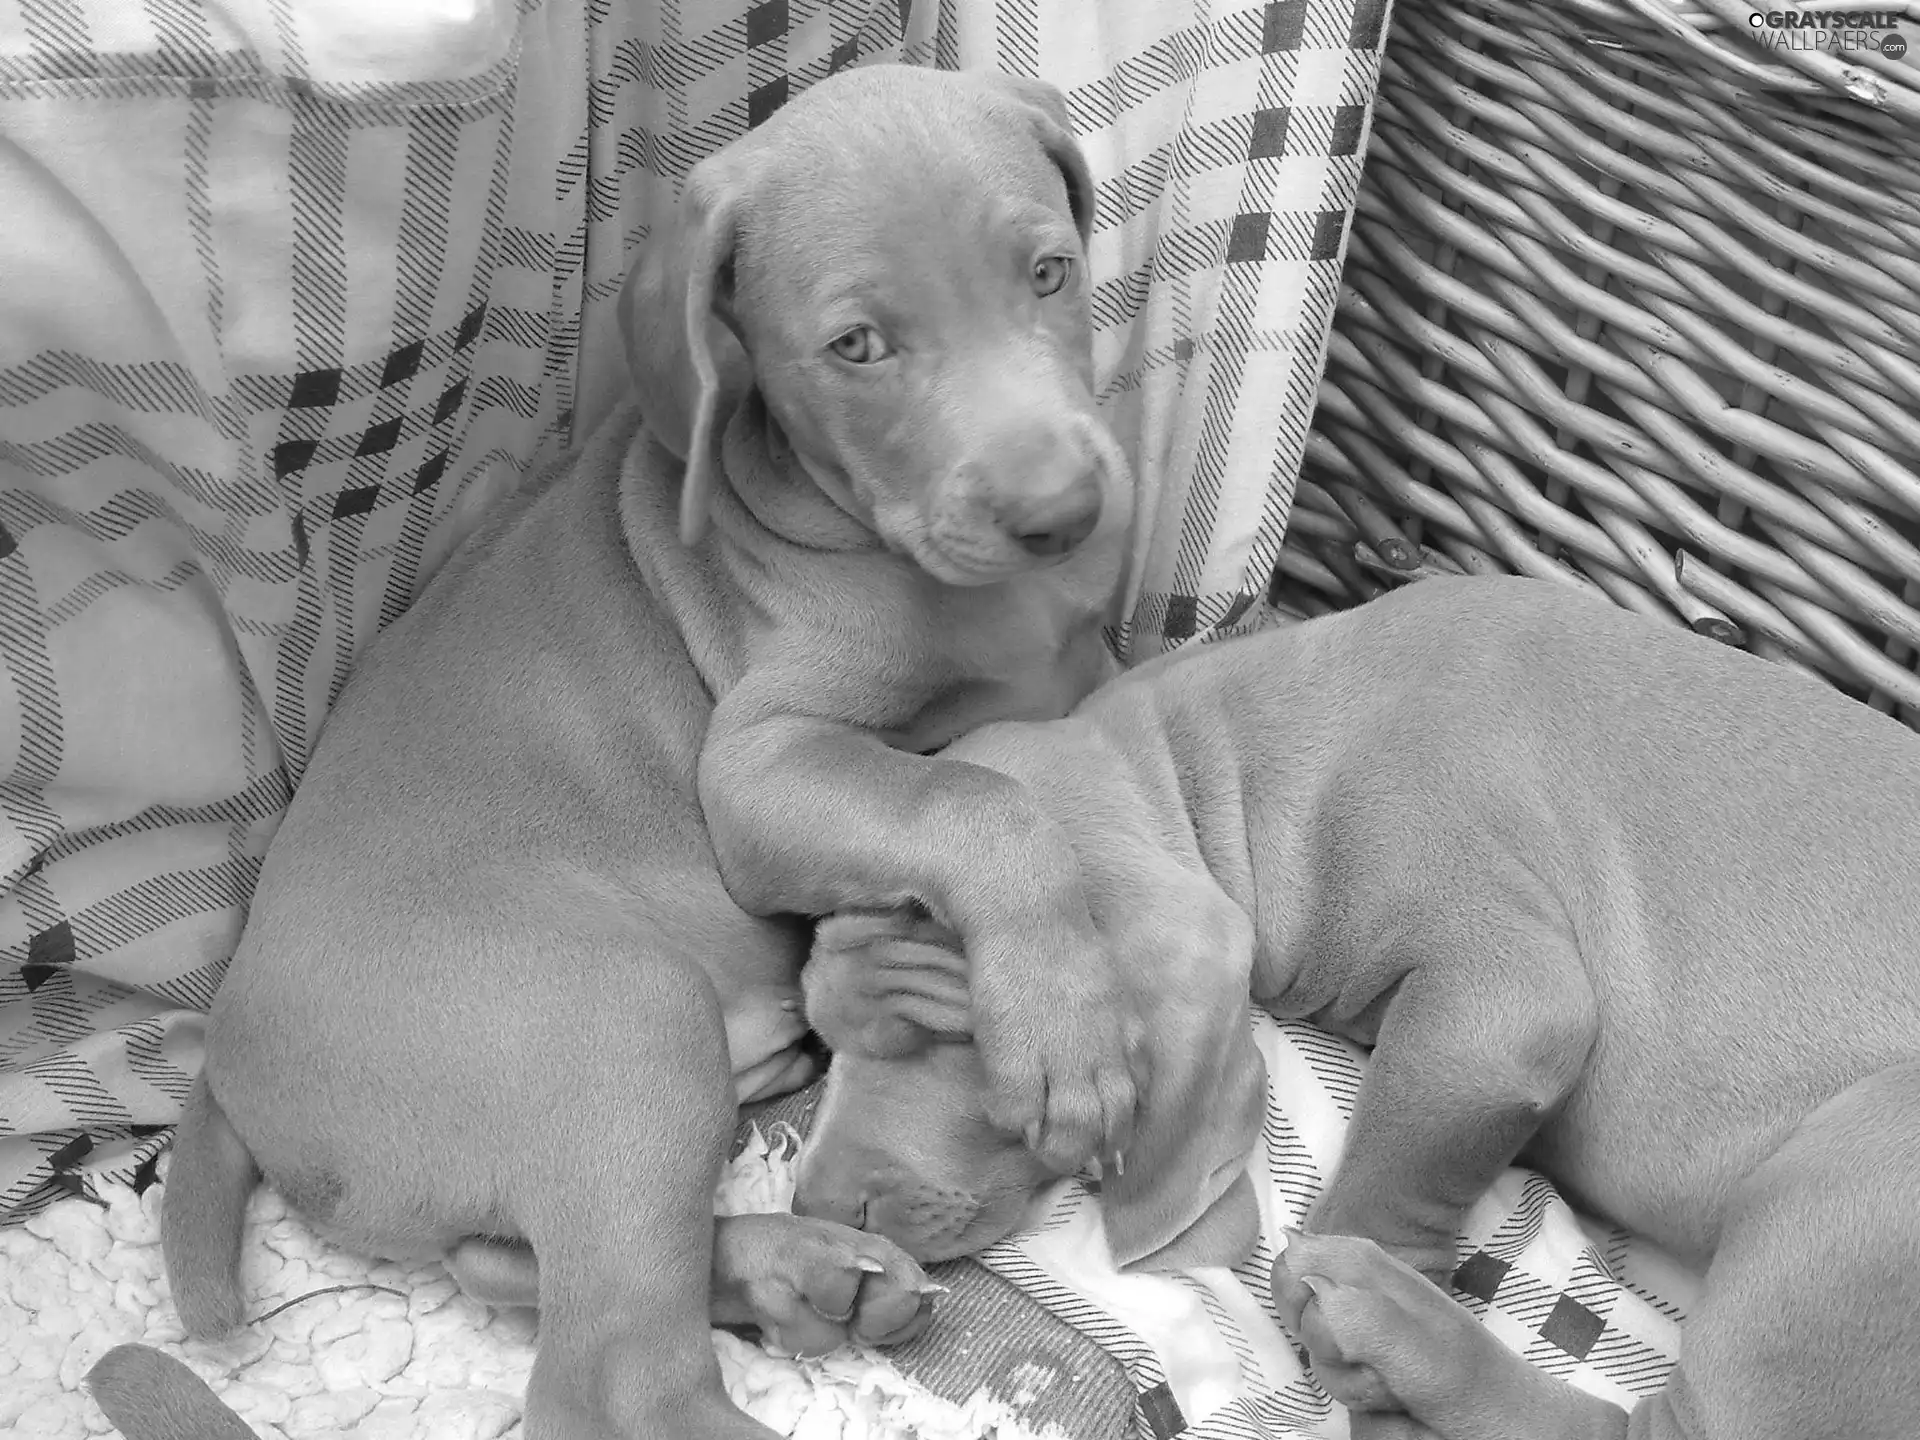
[1748,9,1909,57]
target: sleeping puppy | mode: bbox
[792,574,1920,1440]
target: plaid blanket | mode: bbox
[6,1015,1698,1440]
[968,1012,1696,1437]
[0,0,1388,1222]
[743,1005,1699,1439]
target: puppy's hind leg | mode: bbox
[1311,908,1598,1280]
[1276,1065,1920,1440]
[1625,1061,1920,1440]
[509,955,777,1440]
[1273,1229,1624,1440]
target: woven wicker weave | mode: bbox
[1282,0,1920,720]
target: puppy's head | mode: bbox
[794,885,1268,1272]
[620,64,1130,583]
[792,908,1051,1261]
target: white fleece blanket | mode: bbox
[8,1012,1703,1440]
[5,1125,1048,1440]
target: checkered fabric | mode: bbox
[0,0,588,1219]
[968,1013,1692,1439]
[749,1008,1695,1440]
[0,0,1386,1235]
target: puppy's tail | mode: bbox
[86,1345,257,1440]
[97,1079,264,1438]
[160,1072,260,1338]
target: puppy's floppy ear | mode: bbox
[804,908,975,1059]
[981,74,1097,245]
[619,155,755,547]
[1101,889,1268,1272]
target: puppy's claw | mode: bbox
[971,930,1143,1173]
[1271,1229,1532,1425]
[737,1218,939,1353]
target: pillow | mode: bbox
[0,0,586,1216]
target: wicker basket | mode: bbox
[1281,0,1920,722]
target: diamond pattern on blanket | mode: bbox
[1140,1383,1185,1438]
[966,1016,1691,1438]
[1540,1294,1607,1361]
[1452,1247,1511,1302]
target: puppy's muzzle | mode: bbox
[791,1174,869,1231]
[1001,478,1102,558]
[960,426,1106,559]
[792,1133,889,1231]
[793,1156,984,1262]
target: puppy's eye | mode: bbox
[829,326,890,364]
[1031,255,1072,296]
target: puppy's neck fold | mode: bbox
[717,393,886,556]
[616,396,902,701]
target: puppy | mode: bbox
[793,574,1920,1440]
[130,65,1142,1440]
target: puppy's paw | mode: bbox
[1304,1196,1458,1287]
[973,937,1146,1175]
[1271,1230,1488,1421]
[714,1214,940,1355]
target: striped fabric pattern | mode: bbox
[755,1007,1694,1439]
[0,0,1388,1227]
[967,1013,1692,1439]
[1,0,587,1217]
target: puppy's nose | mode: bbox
[791,1182,867,1231]
[1003,480,1103,558]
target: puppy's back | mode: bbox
[1178,577,1920,1256]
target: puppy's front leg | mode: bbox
[709,1213,939,1354]
[1310,912,1598,1281]
[452,1214,939,1355]
[700,696,1140,1173]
